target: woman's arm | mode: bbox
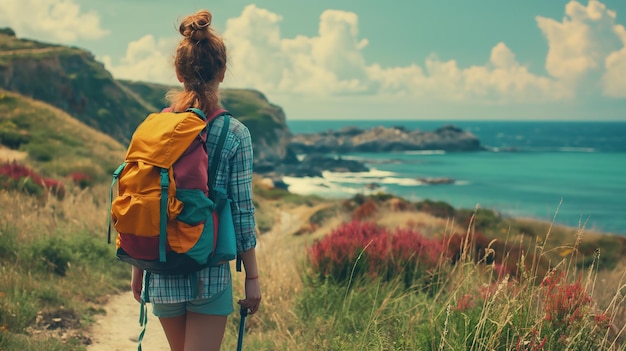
[228,124,256,253]
[228,122,261,313]
[131,265,143,303]
[238,248,261,314]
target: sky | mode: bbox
[1,0,626,121]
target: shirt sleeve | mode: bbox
[228,124,257,253]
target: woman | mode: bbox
[130,9,261,351]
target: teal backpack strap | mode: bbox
[187,108,214,139]
[137,271,151,351]
[137,302,147,351]
[208,114,243,272]
[209,114,230,195]
[186,107,207,121]
[158,168,169,262]
[107,162,127,244]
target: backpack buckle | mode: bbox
[159,168,169,188]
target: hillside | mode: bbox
[0,28,293,169]
[0,89,126,180]
[0,29,149,144]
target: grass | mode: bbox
[219,195,626,351]
[0,89,126,181]
[0,30,61,52]
[0,184,128,350]
[0,176,624,350]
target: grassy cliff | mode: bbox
[0,89,125,181]
[0,30,149,144]
[0,29,293,164]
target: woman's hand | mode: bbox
[237,249,261,314]
[237,277,261,314]
[131,266,144,303]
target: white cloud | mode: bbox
[102,0,626,106]
[536,0,623,82]
[346,43,569,103]
[222,5,287,93]
[490,42,518,69]
[603,24,626,97]
[100,35,177,85]
[0,0,108,43]
[220,4,577,103]
[223,5,374,95]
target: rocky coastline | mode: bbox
[289,124,485,154]
[257,124,484,183]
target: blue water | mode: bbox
[285,120,626,235]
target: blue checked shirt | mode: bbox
[147,114,257,304]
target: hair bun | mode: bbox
[180,10,213,42]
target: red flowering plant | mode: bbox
[454,292,476,312]
[527,270,612,349]
[0,161,65,199]
[308,221,444,288]
[309,221,381,283]
[386,228,443,289]
[541,271,591,329]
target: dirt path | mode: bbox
[87,292,169,351]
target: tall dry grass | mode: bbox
[0,184,128,350]
[223,202,339,350]
[221,202,626,350]
[0,183,110,240]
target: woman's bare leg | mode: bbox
[184,312,228,351]
[159,314,187,351]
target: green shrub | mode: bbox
[456,208,504,232]
[66,232,112,267]
[0,225,17,259]
[0,287,39,333]
[309,206,338,227]
[29,237,74,276]
[415,199,456,218]
[576,236,623,270]
[0,121,31,149]
[23,142,57,162]
[0,174,44,196]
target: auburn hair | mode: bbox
[167,9,227,114]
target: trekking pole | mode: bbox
[236,305,248,351]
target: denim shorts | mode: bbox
[151,283,234,318]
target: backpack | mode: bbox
[107,107,237,275]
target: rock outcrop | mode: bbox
[274,154,369,178]
[289,124,484,154]
[220,89,297,171]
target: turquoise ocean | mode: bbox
[284,121,626,235]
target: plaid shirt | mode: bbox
[147,113,257,304]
